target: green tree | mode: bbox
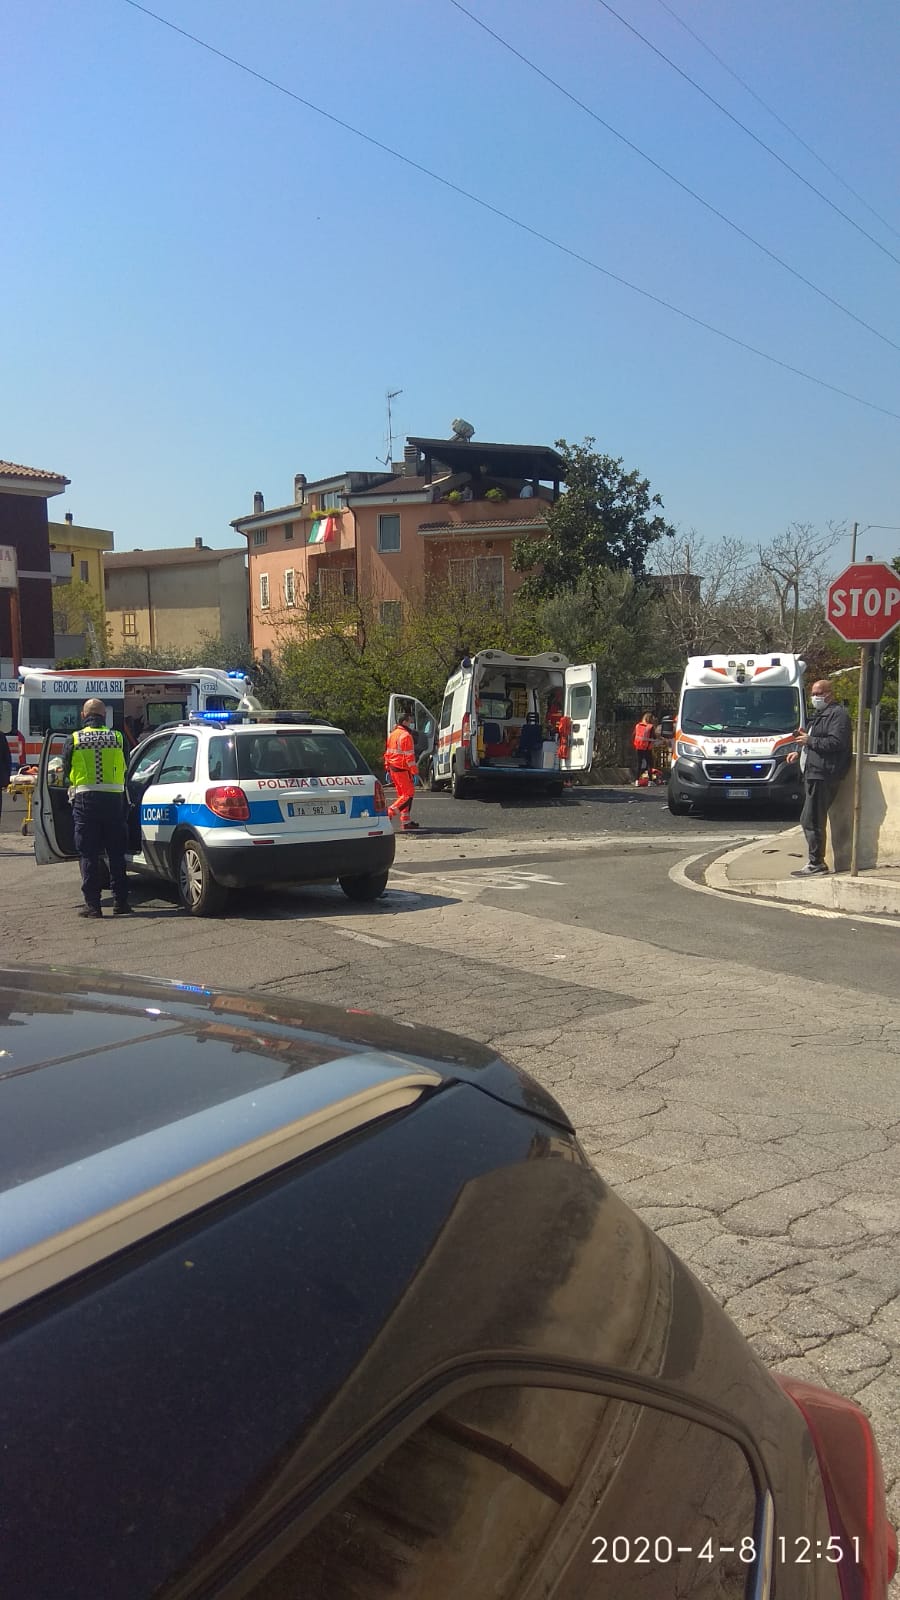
[513,438,675,599]
[52,580,111,665]
[535,571,657,710]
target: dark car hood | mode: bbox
[0,965,572,1190]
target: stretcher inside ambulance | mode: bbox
[391,650,597,798]
[15,668,259,767]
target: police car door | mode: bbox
[33,732,78,865]
[562,663,598,773]
[138,731,200,876]
[125,733,175,859]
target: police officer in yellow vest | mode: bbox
[62,698,133,919]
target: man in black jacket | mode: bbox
[787,679,853,875]
[0,729,11,823]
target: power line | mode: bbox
[591,0,900,272]
[119,0,900,422]
[448,0,900,356]
[651,0,900,245]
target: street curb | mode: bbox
[703,831,900,920]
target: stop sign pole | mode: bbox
[826,559,900,876]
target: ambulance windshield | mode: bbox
[681,687,800,736]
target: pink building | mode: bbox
[231,436,565,658]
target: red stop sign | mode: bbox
[826,562,900,643]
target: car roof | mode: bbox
[0,966,570,1314]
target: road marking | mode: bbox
[670,851,900,929]
[390,866,565,896]
[332,928,392,947]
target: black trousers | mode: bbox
[72,792,129,909]
[800,778,838,866]
[634,747,653,779]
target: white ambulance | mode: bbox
[390,650,597,799]
[667,653,806,815]
[16,667,259,767]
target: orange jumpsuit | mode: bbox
[384,724,419,824]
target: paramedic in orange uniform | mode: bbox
[384,707,420,831]
[632,711,657,785]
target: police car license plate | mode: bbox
[726,788,751,799]
[285,800,345,818]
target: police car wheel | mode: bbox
[177,838,228,916]
[339,870,390,902]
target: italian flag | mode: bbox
[308,516,337,545]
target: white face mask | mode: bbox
[810,694,827,710]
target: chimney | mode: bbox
[294,473,307,505]
[64,511,74,525]
[253,491,264,514]
[194,537,205,549]
[403,443,419,477]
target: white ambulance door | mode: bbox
[33,733,78,866]
[562,664,598,773]
[433,686,457,784]
[387,695,436,761]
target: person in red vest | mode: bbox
[632,711,657,785]
[384,707,420,830]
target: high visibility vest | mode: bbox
[633,721,654,751]
[556,714,572,761]
[384,724,418,773]
[69,726,127,794]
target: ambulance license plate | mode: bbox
[286,800,345,818]
[725,788,751,799]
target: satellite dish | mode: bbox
[451,418,475,442]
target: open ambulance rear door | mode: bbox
[561,664,598,773]
[386,694,437,775]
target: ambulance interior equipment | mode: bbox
[668,654,806,816]
[391,651,597,798]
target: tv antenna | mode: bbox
[378,388,403,468]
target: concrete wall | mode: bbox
[827,755,900,870]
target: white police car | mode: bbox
[33,713,395,915]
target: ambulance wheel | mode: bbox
[177,837,229,916]
[450,764,470,800]
[339,869,390,902]
[545,782,564,797]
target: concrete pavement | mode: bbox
[703,825,900,918]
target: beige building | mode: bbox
[48,514,115,660]
[104,541,248,653]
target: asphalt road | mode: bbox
[2,786,899,1525]
[394,781,795,837]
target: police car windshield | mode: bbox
[681,687,800,735]
[209,731,370,782]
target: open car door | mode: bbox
[33,732,77,865]
[386,694,437,775]
[562,663,598,773]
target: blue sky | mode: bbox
[3,0,899,566]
